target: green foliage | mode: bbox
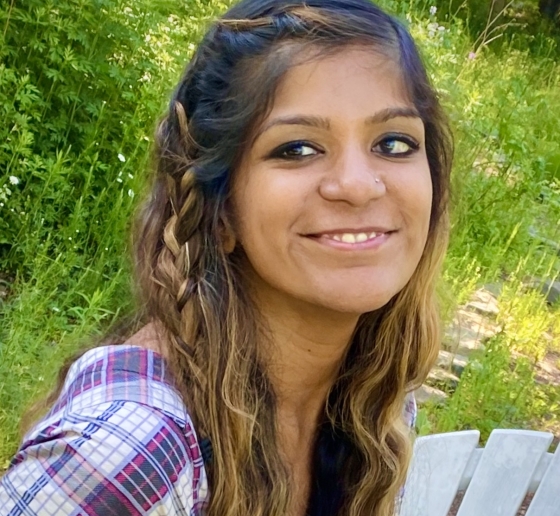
[389,1,560,443]
[433,335,537,439]
[425,274,559,443]
[0,0,229,462]
[0,0,209,276]
[429,0,560,53]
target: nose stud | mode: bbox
[375,178,381,183]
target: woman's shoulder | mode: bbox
[39,344,189,431]
[0,345,209,515]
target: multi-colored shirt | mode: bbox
[0,345,416,515]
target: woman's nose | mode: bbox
[318,148,385,206]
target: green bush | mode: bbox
[0,0,224,280]
[0,0,225,462]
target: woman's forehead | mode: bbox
[260,47,410,127]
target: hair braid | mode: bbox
[138,101,210,387]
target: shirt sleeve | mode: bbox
[395,391,418,516]
[0,401,207,516]
[403,391,417,431]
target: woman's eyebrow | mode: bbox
[365,106,421,124]
[256,115,331,139]
[255,106,421,140]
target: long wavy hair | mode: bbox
[133,1,453,514]
[31,1,453,515]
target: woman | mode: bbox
[0,0,452,514]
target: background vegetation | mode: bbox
[0,0,559,466]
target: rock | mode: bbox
[451,354,469,376]
[483,283,503,298]
[465,288,499,317]
[415,384,448,406]
[456,339,486,357]
[524,277,560,305]
[528,226,560,256]
[443,309,499,356]
[436,350,469,377]
[427,368,460,391]
[437,350,454,369]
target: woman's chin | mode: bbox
[304,290,398,317]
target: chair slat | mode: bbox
[400,430,480,516]
[525,443,560,516]
[456,430,553,516]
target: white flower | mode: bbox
[118,153,126,162]
[429,6,437,15]
[9,176,19,185]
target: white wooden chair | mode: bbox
[401,429,560,516]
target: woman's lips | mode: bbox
[305,229,393,250]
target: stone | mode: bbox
[443,308,499,356]
[524,277,560,305]
[451,354,469,376]
[465,288,499,317]
[436,350,469,377]
[427,368,460,391]
[437,350,454,369]
[539,280,560,305]
[528,226,560,256]
[483,283,503,298]
[415,384,448,406]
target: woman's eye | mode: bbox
[269,141,320,160]
[374,135,419,157]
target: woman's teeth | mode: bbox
[327,232,379,243]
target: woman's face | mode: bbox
[231,47,432,315]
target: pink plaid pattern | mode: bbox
[0,346,208,515]
[0,345,417,515]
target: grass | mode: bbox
[408,1,560,441]
[0,0,559,465]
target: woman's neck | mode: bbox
[258,290,360,441]
[256,292,359,516]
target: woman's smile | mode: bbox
[303,228,393,251]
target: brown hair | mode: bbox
[28,1,453,515]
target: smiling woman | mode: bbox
[235,48,433,315]
[0,1,452,516]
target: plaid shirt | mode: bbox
[0,345,417,515]
[0,345,208,515]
